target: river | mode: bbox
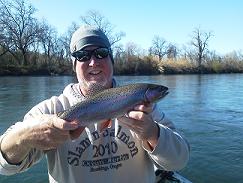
[0,74,242,183]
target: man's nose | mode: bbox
[88,56,99,66]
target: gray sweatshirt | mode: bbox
[0,83,189,183]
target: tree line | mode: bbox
[0,0,242,76]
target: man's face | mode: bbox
[75,46,113,94]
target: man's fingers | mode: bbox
[128,111,144,119]
[52,118,79,131]
[134,103,154,114]
[70,127,85,140]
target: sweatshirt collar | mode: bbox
[63,78,117,104]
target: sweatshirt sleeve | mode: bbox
[0,119,44,175]
[143,105,190,171]
[0,96,66,175]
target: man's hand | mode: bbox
[0,114,84,164]
[24,114,82,150]
[118,103,159,151]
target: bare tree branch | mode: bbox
[190,27,213,70]
[80,10,125,46]
[167,44,178,59]
[0,0,41,65]
[149,35,167,61]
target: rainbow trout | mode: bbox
[58,83,169,126]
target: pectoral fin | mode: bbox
[99,119,112,132]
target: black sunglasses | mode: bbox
[71,47,110,62]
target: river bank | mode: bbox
[1,59,243,76]
[0,65,73,76]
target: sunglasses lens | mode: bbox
[73,51,90,62]
[95,48,109,59]
[72,47,110,62]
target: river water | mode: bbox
[0,74,242,183]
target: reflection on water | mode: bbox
[0,74,243,183]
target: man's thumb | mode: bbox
[53,119,79,131]
[70,127,85,139]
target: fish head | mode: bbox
[144,84,169,103]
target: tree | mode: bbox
[167,44,178,59]
[0,0,41,66]
[80,10,125,46]
[125,42,141,58]
[149,36,167,61]
[38,21,58,67]
[190,28,213,71]
[61,22,79,60]
[113,44,125,63]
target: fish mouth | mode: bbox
[145,85,169,103]
[158,86,169,98]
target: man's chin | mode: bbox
[80,76,112,89]
[84,82,107,96]
[87,77,108,85]
[87,79,104,85]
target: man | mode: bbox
[0,26,189,183]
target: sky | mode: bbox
[28,0,243,55]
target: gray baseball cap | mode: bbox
[70,25,111,53]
